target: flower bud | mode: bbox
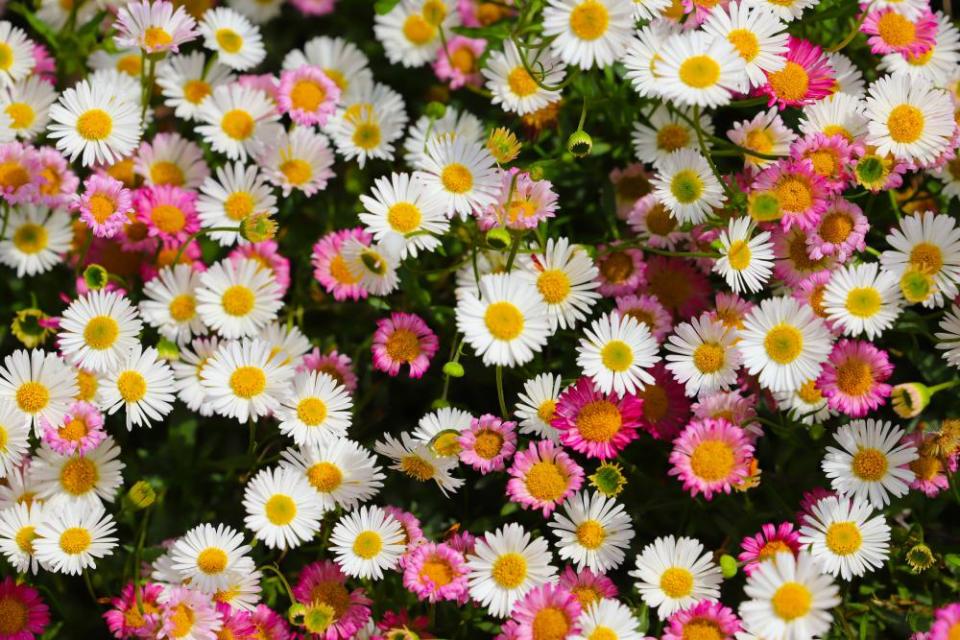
[566,129,593,158]
[83,264,109,291]
[891,383,932,419]
[906,543,936,573]
[442,361,465,378]
[156,338,180,361]
[11,309,52,349]
[486,227,511,250]
[425,101,447,120]
[720,554,739,578]
[127,481,156,509]
[240,214,277,243]
[589,462,627,497]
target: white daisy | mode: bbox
[199,7,265,71]
[282,36,374,102]
[0,400,28,478]
[623,20,680,99]
[416,135,499,219]
[373,0,458,68]
[200,337,295,423]
[466,523,557,618]
[0,204,72,277]
[483,41,565,116]
[140,264,207,345]
[0,22,35,89]
[880,210,960,308]
[38,0,97,31]
[358,172,449,259]
[702,1,788,89]
[374,431,464,496]
[171,336,220,416]
[212,556,261,611]
[329,504,406,580]
[714,216,774,294]
[821,418,917,509]
[549,491,634,573]
[822,262,902,339]
[228,0,283,24]
[340,237,401,297]
[0,349,77,432]
[571,598,645,640]
[170,522,252,594]
[739,296,834,392]
[743,0,818,21]
[411,406,474,458]
[0,501,46,573]
[727,107,796,170]
[632,105,713,168]
[197,161,277,246]
[0,461,38,510]
[880,13,960,88]
[827,51,865,98]
[518,237,601,331]
[113,0,198,54]
[665,313,742,398]
[33,501,117,575]
[798,92,868,142]
[1,74,58,140]
[326,81,408,168]
[402,107,484,169]
[515,373,562,442]
[196,258,284,339]
[196,83,282,161]
[258,322,311,367]
[47,78,142,167]
[242,465,323,550]
[864,75,955,166]
[134,130,209,189]
[279,439,385,512]
[629,535,723,620]
[652,148,726,225]
[275,371,353,447]
[577,311,659,396]
[542,0,635,69]
[257,126,335,197]
[798,495,891,581]
[773,378,835,425]
[657,30,746,108]
[32,436,123,508]
[156,52,235,121]
[87,48,143,77]
[456,272,550,368]
[101,345,175,430]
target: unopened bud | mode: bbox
[720,554,738,578]
[566,129,593,158]
[425,101,447,120]
[442,361,465,378]
[240,214,277,243]
[127,481,156,509]
[486,227,511,250]
[83,264,109,290]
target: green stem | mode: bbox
[930,380,960,394]
[510,36,576,92]
[260,564,295,602]
[692,105,735,202]
[83,570,98,605]
[172,226,239,265]
[496,365,508,419]
[132,506,152,613]
[827,12,867,53]
[505,232,522,271]
[140,54,156,126]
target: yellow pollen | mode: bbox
[215,28,244,54]
[576,400,622,443]
[352,121,381,151]
[0,161,29,190]
[771,582,812,621]
[229,366,266,399]
[484,301,524,340]
[906,48,935,65]
[183,79,211,104]
[264,494,296,525]
[440,163,473,194]
[877,11,917,47]
[659,566,694,598]
[11,223,47,255]
[681,619,724,640]
[693,342,726,374]
[352,530,383,559]
[887,104,925,143]
[150,204,186,234]
[6,102,35,130]
[507,67,539,97]
[537,399,557,423]
[797,379,823,404]
[224,192,255,221]
[402,14,436,45]
[808,149,838,178]
[852,447,889,481]
[400,455,435,481]
[449,46,476,73]
[845,287,881,318]
[678,55,721,89]
[432,431,461,457]
[116,53,142,76]
[150,161,185,186]
[774,175,813,213]
[14,525,36,554]
[767,62,809,102]
[16,381,49,414]
[280,159,312,186]
[758,539,792,561]
[531,606,571,640]
[384,328,421,364]
[221,110,255,140]
[472,429,504,459]
[728,28,760,61]
[569,0,609,40]
[76,109,113,141]
[116,370,147,403]
[296,396,328,426]
[143,26,173,49]
[59,417,89,442]
[575,519,606,550]
[726,240,752,271]
[656,123,690,152]
[819,211,854,244]
[690,439,736,482]
[909,241,943,274]
[58,527,92,554]
[745,128,774,154]
[670,169,704,204]
[825,521,862,556]
[168,294,196,322]
[587,627,617,640]
[76,370,98,402]
[764,324,803,364]
[645,203,678,235]
[197,547,229,574]
[88,193,117,224]
[600,340,633,372]
[525,460,569,502]
[419,557,454,587]
[491,552,527,589]
[600,252,634,283]
[835,357,874,397]
[221,285,255,316]
[307,462,342,492]
[386,202,422,233]
[535,269,572,305]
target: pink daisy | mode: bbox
[752,159,829,232]
[457,0,515,27]
[383,506,426,565]
[75,174,133,239]
[797,486,836,526]
[249,604,290,640]
[641,256,711,320]
[459,414,518,473]
[135,185,200,243]
[0,578,50,640]
[615,294,673,343]
[929,603,960,640]
[772,226,836,287]
[445,530,477,556]
[903,432,959,497]
[31,44,57,84]
[862,8,937,57]
[790,273,836,335]
[668,417,755,500]
[0,142,42,205]
[691,390,762,440]
[507,439,585,516]
[402,542,470,604]
[277,65,341,127]
[596,244,646,297]
[496,619,522,640]
[816,340,893,418]
[737,522,802,576]
[215,603,256,639]
[40,400,105,455]
[708,293,755,331]
[374,610,432,639]
[760,37,835,110]
[477,168,559,231]
[509,583,581,640]
[556,566,618,609]
[806,197,868,262]
[311,227,371,302]
[237,74,281,103]
[628,194,687,251]
[103,582,165,639]
[683,0,730,26]
[35,146,79,208]
[293,561,372,640]
[662,599,742,640]
[118,212,159,253]
[791,133,858,194]
[158,587,221,640]
[610,163,653,220]
[434,36,486,90]
[228,240,291,296]
[371,312,439,379]
[632,362,690,441]
[551,377,643,460]
[299,348,358,393]
[289,0,337,16]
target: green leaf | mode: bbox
[8,2,60,50]
[374,0,401,14]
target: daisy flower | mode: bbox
[662,600,742,640]
[0,401,28,478]
[40,400,104,456]
[0,22,35,89]
[542,0,635,69]
[340,237,400,296]
[0,142,41,204]
[282,35,374,101]
[549,490,634,573]
[0,577,49,639]
[280,438,385,512]
[703,1,788,89]
[196,258,283,339]
[822,262,901,339]
[728,107,796,170]
[139,264,206,344]
[738,522,802,576]
[417,136,499,219]
[483,41,565,116]
[816,340,893,418]
[412,406,474,458]
[465,522,557,618]
[403,541,469,604]
[170,523,252,594]
[0,501,46,574]
[196,83,282,161]
[806,197,867,262]
[375,431,464,496]
[629,535,723,620]
[330,505,406,580]
[403,107,484,169]
[135,185,199,245]
[478,168,559,231]
[1,74,57,140]
[632,105,711,168]
[739,296,833,392]
[459,414,517,473]
[243,465,323,550]
[276,65,340,127]
[258,321,310,367]
[862,8,937,57]
[739,551,840,640]
[76,174,133,239]
[752,158,829,232]
[292,561,372,638]
[456,272,550,368]
[669,418,755,500]
[774,378,834,426]
[930,604,960,640]
[571,598,643,640]
[0,203,72,277]
[47,78,142,167]
[628,195,687,250]
[772,226,835,287]
[101,345,175,430]
[358,172,449,259]
[33,501,117,575]
[114,0,197,54]
[0,348,77,432]
[514,372,563,442]
[760,37,835,109]
[511,583,582,639]
[199,7,265,71]
[714,216,774,294]
[135,131,209,189]
[880,12,960,87]
[657,31,746,108]
[881,211,960,308]
[257,126,334,197]
[374,0,458,68]
[652,149,726,224]
[821,418,917,509]
[157,587,222,640]
[864,75,955,167]
[507,439,584,516]
[799,495,891,580]
[312,228,371,302]
[201,338,295,423]
[434,35,485,89]
[326,81,408,168]
[156,52,235,121]
[665,313,742,397]
[623,20,679,99]
[551,377,643,460]
[577,311,659,396]
[197,161,277,246]
[275,370,352,447]
[615,295,673,343]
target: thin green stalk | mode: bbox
[496,365,508,419]
[691,105,735,202]
[260,564,295,601]
[172,226,240,264]
[505,232,522,271]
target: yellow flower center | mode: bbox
[280,159,312,186]
[197,547,229,574]
[797,379,823,404]
[587,627,617,640]
[167,294,196,322]
[659,566,694,598]
[745,128,774,154]
[215,28,244,54]
[507,66,538,97]
[877,11,917,47]
[150,161,185,186]
[0,161,29,190]
[690,439,736,482]
[525,460,569,501]
[575,519,606,549]
[76,370,98,402]
[726,239,753,271]
[678,55,721,89]
[0,43,15,72]
[693,342,726,373]
[728,28,760,62]
[290,79,326,112]
[307,462,342,492]
[385,327,421,363]
[229,366,266,399]
[387,202,422,233]
[764,324,803,364]
[440,163,473,194]
[150,204,186,234]
[484,301,524,340]
[537,399,557,423]
[12,223,47,255]
[681,619,724,640]
[59,527,92,554]
[909,241,943,275]
[758,539,792,561]
[432,431,461,457]
[352,530,383,559]
[59,417,89,442]
[774,175,813,213]
[819,211,853,244]
[224,192,255,221]
[532,606,571,640]
[844,287,881,318]
[61,457,100,496]
[14,525,36,554]
[116,54,142,76]
[294,396,327,426]
[264,494,296,525]
[835,357,874,397]
[576,400,622,442]
[88,193,118,224]
[491,552,527,588]
[569,0,609,41]
[221,285,255,316]
[600,252,634,283]
[771,582,812,621]
[825,521,862,556]
[670,169,704,204]
[402,14,436,45]
[183,79,211,104]
[401,455,435,481]
[76,109,113,141]
[143,26,173,49]
[221,110,255,140]
[645,203,677,235]
[6,102,35,130]
[535,269,572,305]
[472,429,504,459]
[16,381,49,414]
[887,104,924,143]
[808,149,838,178]
[852,446,888,481]
[767,62,809,102]
[449,46,476,73]
[419,557,454,587]
[656,123,690,152]
[600,340,633,372]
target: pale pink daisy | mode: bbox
[507,439,584,516]
[75,174,133,239]
[158,586,221,640]
[114,0,198,54]
[662,599,742,640]
[627,195,687,251]
[816,340,893,418]
[551,377,643,460]
[402,542,470,604]
[751,158,829,232]
[35,147,80,209]
[596,245,646,297]
[668,417,755,500]
[903,432,958,497]
[433,36,486,90]
[40,400,105,456]
[772,226,835,287]
[0,142,42,204]
[135,185,200,243]
[292,560,372,640]
[299,347,357,393]
[104,582,164,639]
[615,294,673,343]
[459,414,517,474]
[510,583,581,640]
[791,133,858,193]
[806,197,868,262]
[311,227,371,302]
[371,312,438,379]
[556,566,618,609]
[276,65,341,127]
[862,8,937,57]
[477,168,559,231]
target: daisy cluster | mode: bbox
[0,0,960,638]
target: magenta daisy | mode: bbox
[816,340,893,418]
[668,417,755,500]
[615,294,673,343]
[903,432,958,498]
[507,439,585,516]
[791,133,858,194]
[134,184,200,243]
[228,240,291,296]
[862,8,937,57]
[103,582,164,639]
[929,602,960,640]
[596,245,646,298]
[751,158,829,232]
[292,561,372,640]
[250,604,290,639]
[509,583,582,640]
[641,256,712,321]
[75,174,133,239]
[215,604,256,640]
[806,197,868,262]
[433,36,486,90]
[556,566,618,609]
[738,522,802,576]
[628,194,687,251]
[311,227,371,302]
[158,586,220,639]
[383,505,427,557]
[402,542,470,604]
[371,312,439,379]
[662,599,742,640]
[0,142,42,205]
[632,362,690,442]
[551,377,643,460]
[459,413,518,473]
[277,65,341,127]
[35,147,79,209]
[772,226,836,287]
[40,400,105,456]
[289,0,336,15]
[477,168,559,231]
[760,37,835,110]
[300,347,358,393]
[0,577,50,640]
